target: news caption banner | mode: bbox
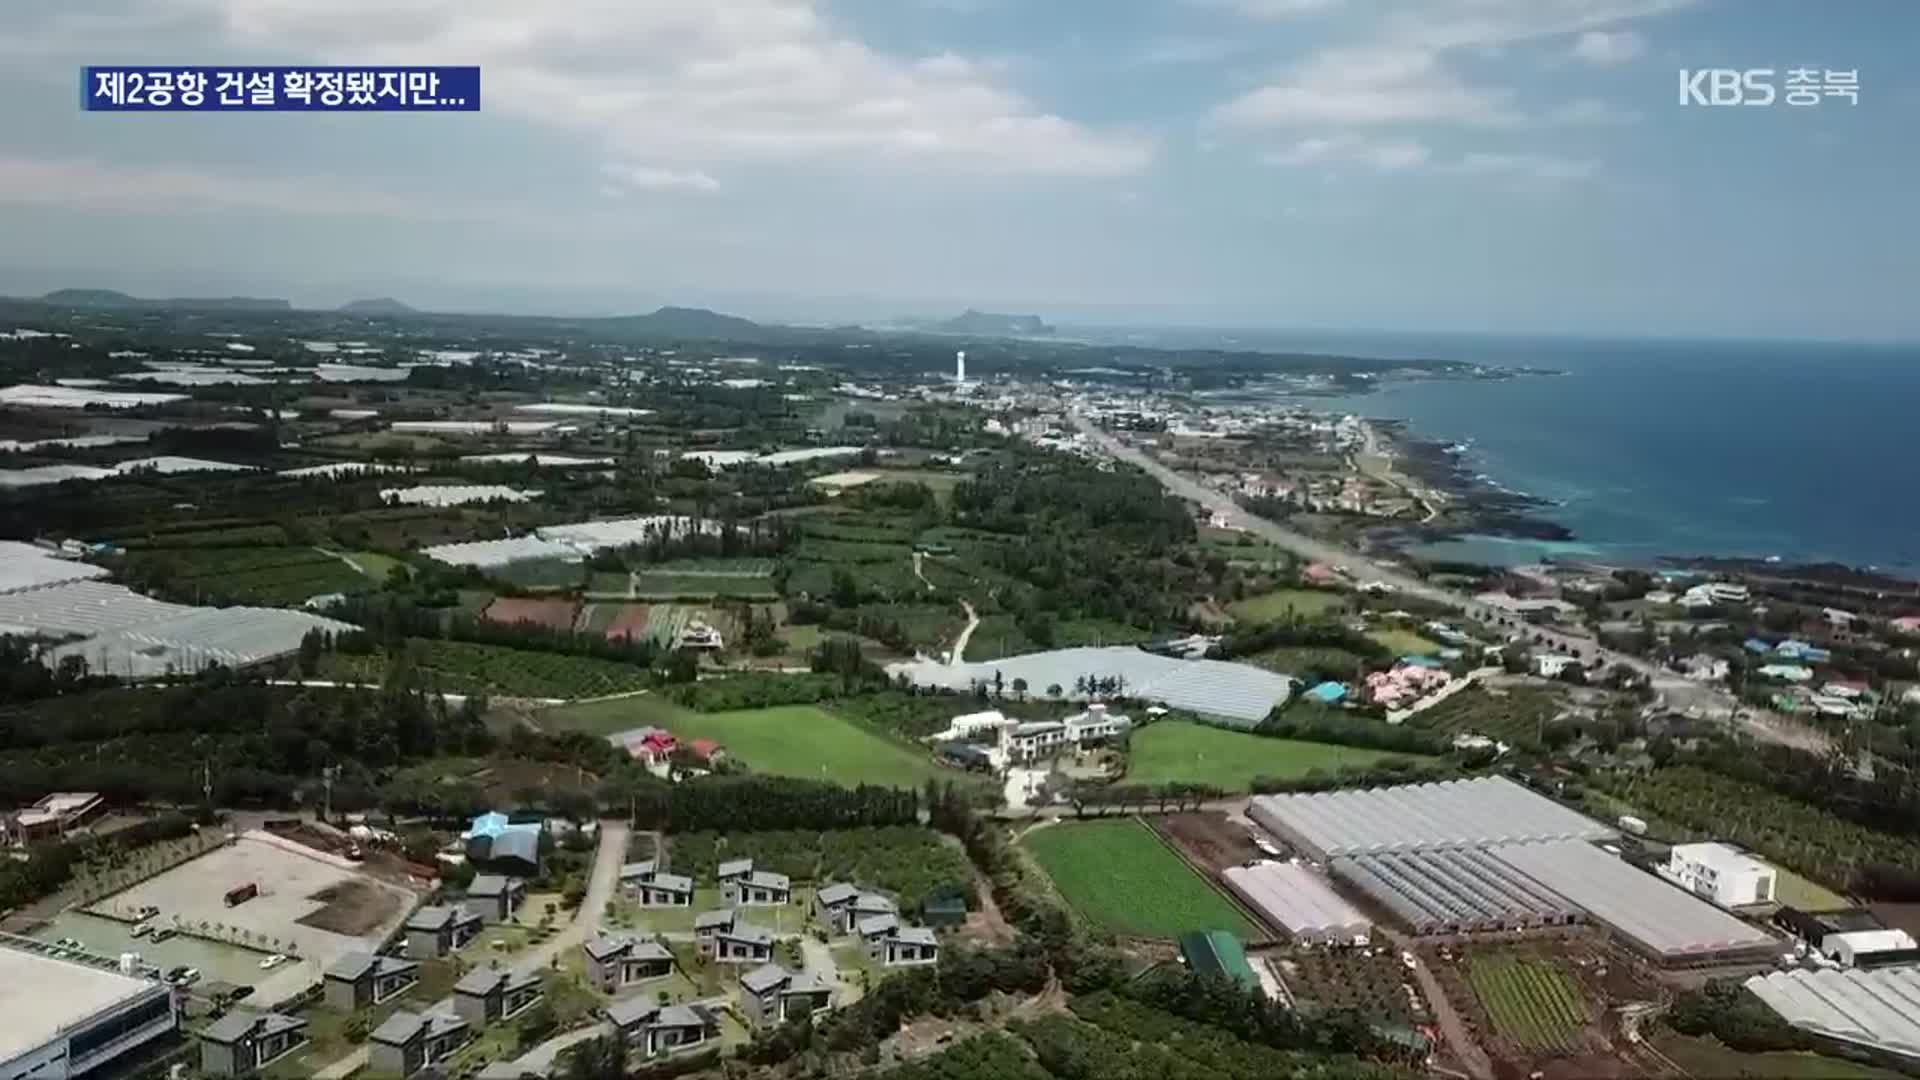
[1678,68,1859,107]
[83,66,479,111]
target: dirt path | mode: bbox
[949,599,980,665]
[912,551,936,593]
[1379,928,1493,1080]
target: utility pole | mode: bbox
[322,765,338,824]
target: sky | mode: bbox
[0,0,1915,339]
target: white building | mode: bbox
[1664,842,1776,908]
[1680,582,1750,608]
[0,942,178,1080]
[1532,654,1577,679]
[1006,705,1131,763]
[1823,929,1919,968]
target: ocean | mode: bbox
[1071,327,1920,575]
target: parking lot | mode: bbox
[85,830,420,1002]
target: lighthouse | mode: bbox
[955,349,967,384]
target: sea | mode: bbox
[1066,326,1920,576]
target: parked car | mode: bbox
[167,967,202,987]
[259,954,290,970]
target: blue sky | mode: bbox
[0,0,1914,339]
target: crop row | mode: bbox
[1467,955,1585,1052]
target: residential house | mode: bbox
[1532,654,1577,679]
[2,791,104,846]
[693,909,737,955]
[198,1010,308,1077]
[466,874,526,924]
[605,999,720,1060]
[582,936,676,993]
[716,858,756,890]
[620,859,656,891]
[461,811,542,876]
[323,952,419,1011]
[636,872,695,908]
[871,924,940,967]
[452,966,544,1026]
[816,889,897,936]
[403,904,483,959]
[367,1011,471,1078]
[722,870,790,907]
[813,883,859,929]
[738,963,834,1027]
[711,921,775,964]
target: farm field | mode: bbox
[1367,627,1442,656]
[1651,1035,1907,1080]
[632,572,777,599]
[486,556,587,590]
[1773,865,1851,911]
[1591,765,1920,894]
[962,614,1152,662]
[1227,589,1348,623]
[321,639,651,699]
[1272,947,1426,1024]
[664,827,971,914]
[481,595,579,631]
[1408,685,1565,749]
[1126,721,1428,792]
[347,550,406,582]
[1465,952,1588,1054]
[1245,646,1369,681]
[540,701,947,790]
[114,523,288,548]
[1022,818,1255,939]
[119,545,367,605]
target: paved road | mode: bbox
[950,599,981,666]
[1071,413,1828,753]
[313,821,630,1079]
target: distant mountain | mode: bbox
[594,305,767,339]
[38,288,291,312]
[339,297,417,316]
[927,309,1053,336]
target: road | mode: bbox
[950,599,981,666]
[313,820,630,1079]
[1070,413,1828,753]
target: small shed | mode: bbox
[922,891,970,929]
[1179,930,1259,991]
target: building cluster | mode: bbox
[929,704,1133,772]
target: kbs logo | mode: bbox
[1679,68,1859,107]
[1679,69,1775,106]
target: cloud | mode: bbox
[1213,46,1518,128]
[1444,151,1597,182]
[1203,0,1345,16]
[0,155,519,220]
[176,0,1150,179]
[601,163,721,194]
[1543,98,1638,126]
[1570,30,1645,65]
[1262,134,1430,170]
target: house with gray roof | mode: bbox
[693,908,736,954]
[605,999,719,1060]
[723,869,791,907]
[878,925,940,967]
[636,871,694,908]
[619,860,657,893]
[582,935,676,993]
[368,1010,470,1078]
[465,874,527,924]
[716,858,755,885]
[738,964,835,1027]
[711,921,775,964]
[815,883,900,935]
[323,952,419,1011]
[403,904,483,959]
[453,965,544,1026]
[198,1010,308,1077]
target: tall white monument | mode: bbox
[955,349,966,384]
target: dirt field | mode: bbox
[1152,811,1260,872]
[299,880,403,936]
[483,595,580,631]
[600,603,651,641]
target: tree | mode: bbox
[1011,677,1028,702]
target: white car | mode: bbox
[258,954,290,970]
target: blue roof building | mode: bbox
[463,812,542,875]
[1744,638,1773,655]
[1305,681,1349,704]
[1775,641,1832,663]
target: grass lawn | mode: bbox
[349,550,406,582]
[1367,627,1442,656]
[1772,865,1851,911]
[541,700,948,789]
[1022,818,1255,939]
[1125,720,1429,792]
[1227,588,1348,623]
[1652,1034,1906,1080]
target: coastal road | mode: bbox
[311,820,630,1079]
[1070,413,1828,753]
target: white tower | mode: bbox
[955,349,966,384]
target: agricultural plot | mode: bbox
[1272,947,1425,1024]
[1408,685,1565,749]
[481,595,579,631]
[486,556,587,590]
[1367,627,1442,656]
[1593,766,1920,893]
[1245,646,1368,681]
[961,615,1152,662]
[1125,721,1428,792]
[322,639,651,699]
[1227,589,1348,623]
[114,522,288,548]
[121,545,367,605]
[1465,953,1589,1054]
[1022,818,1256,939]
[633,572,777,599]
[540,701,948,790]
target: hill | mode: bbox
[593,305,766,339]
[38,289,292,312]
[339,297,417,316]
[929,309,1053,336]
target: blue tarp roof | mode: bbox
[1305,681,1348,703]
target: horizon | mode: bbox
[2,1,1915,341]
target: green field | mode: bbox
[1409,686,1564,749]
[1652,1035,1907,1080]
[1022,818,1255,939]
[1227,589,1347,623]
[1367,627,1443,656]
[1125,721,1426,791]
[1466,953,1588,1053]
[120,545,368,605]
[632,572,779,599]
[541,700,947,789]
[1773,865,1850,911]
[322,639,652,699]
